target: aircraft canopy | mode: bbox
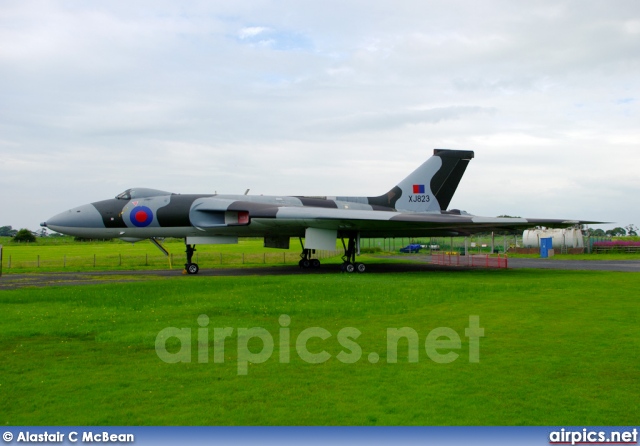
[115,188,174,200]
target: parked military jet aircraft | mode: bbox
[42,149,597,274]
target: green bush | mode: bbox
[13,229,36,243]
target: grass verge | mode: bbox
[1,269,638,425]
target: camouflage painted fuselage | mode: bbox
[43,150,594,243]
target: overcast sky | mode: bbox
[1,0,638,232]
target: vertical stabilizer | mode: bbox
[368,149,474,212]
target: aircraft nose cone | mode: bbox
[46,204,104,234]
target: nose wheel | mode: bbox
[186,263,199,275]
[183,243,200,275]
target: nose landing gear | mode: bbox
[184,243,199,275]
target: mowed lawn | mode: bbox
[0,269,638,425]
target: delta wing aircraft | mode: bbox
[42,149,597,274]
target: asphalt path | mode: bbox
[1,256,639,290]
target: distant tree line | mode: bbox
[586,224,637,237]
[0,226,18,237]
[1,225,65,242]
[1,225,40,241]
[480,218,638,238]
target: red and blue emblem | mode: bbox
[412,184,425,194]
[130,206,154,227]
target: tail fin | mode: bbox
[368,149,474,212]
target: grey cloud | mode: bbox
[0,0,638,230]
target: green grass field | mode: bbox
[1,268,638,425]
[0,237,343,272]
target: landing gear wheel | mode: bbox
[311,259,321,268]
[340,233,366,273]
[184,243,198,274]
[299,259,311,268]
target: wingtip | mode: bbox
[575,221,613,225]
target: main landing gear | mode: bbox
[298,238,321,269]
[297,234,366,273]
[340,234,366,273]
[184,243,199,275]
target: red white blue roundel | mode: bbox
[130,206,154,227]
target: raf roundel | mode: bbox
[130,206,154,227]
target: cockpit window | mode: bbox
[116,190,132,200]
[115,188,173,200]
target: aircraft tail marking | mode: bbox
[368,149,474,212]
